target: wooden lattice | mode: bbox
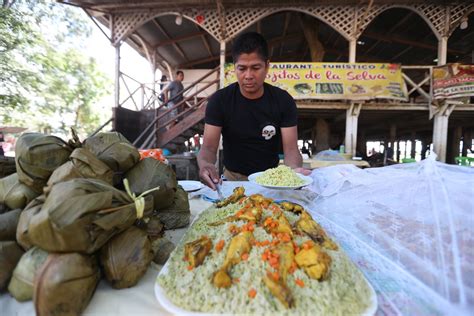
[110,3,474,46]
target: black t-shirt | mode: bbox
[205,82,297,175]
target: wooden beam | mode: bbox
[390,46,412,61]
[154,31,207,48]
[179,53,231,68]
[152,18,187,62]
[193,23,213,57]
[279,12,291,57]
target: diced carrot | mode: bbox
[248,288,257,299]
[269,257,279,266]
[295,279,305,287]
[281,233,292,243]
[303,241,313,250]
[241,253,249,261]
[272,271,280,281]
[215,239,225,252]
[187,265,193,271]
[262,252,269,261]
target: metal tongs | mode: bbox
[215,175,224,200]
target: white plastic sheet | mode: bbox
[306,154,473,315]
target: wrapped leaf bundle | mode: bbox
[16,196,45,250]
[8,247,48,301]
[15,133,72,193]
[34,253,100,316]
[156,185,190,229]
[45,148,113,194]
[0,173,39,210]
[83,132,140,172]
[125,158,177,211]
[0,241,24,290]
[28,178,153,254]
[0,208,21,241]
[100,226,153,289]
[152,237,175,265]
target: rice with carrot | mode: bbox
[156,203,373,315]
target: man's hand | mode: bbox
[293,167,311,176]
[199,163,220,190]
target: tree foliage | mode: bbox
[0,0,111,136]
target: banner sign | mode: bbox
[224,63,408,101]
[433,63,474,99]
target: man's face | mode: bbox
[177,73,184,81]
[234,52,269,99]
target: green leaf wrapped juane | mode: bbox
[8,247,48,302]
[100,226,153,289]
[0,173,39,210]
[125,158,177,211]
[15,133,73,193]
[45,147,113,194]
[0,208,22,241]
[156,185,190,229]
[34,253,100,316]
[83,132,140,172]
[27,178,154,254]
[0,241,24,290]
[16,196,45,250]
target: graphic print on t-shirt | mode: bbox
[261,124,276,140]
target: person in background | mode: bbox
[162,70,184,123]
[198,32,310,190]
[158,75,167,103]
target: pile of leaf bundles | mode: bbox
[15,133,73,193]
[8,247,48,302]
[16,196,45,250]
[45,147,113,193]
[0,173,39,209]
[0,241,24,290]
[125,158,177,211]
[0,209,22,241]
[156,185,190,229]
[100,226,153,289]
[27,178,154,254]
[34,253,100,316]
[83,132,140,172]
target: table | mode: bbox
[302,158,370,169]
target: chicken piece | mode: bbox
[296,211,338,250]
[263,275,294,309]
[212,231,254,288]
[264,213,293,236]
[263,242,295,308]
[184,236,212,268]
[208,203,263,226]
[294,244,332,281]
[216,186,246,208]
[278,201,304,214]
[249,194,273,208]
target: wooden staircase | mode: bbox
[132,67,219,151]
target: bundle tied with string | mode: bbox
[27,178,159,254]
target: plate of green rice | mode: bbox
[248,165,312,190]
[155,201,377,315]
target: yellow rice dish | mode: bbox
[255,165,305,187]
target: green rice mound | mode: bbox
[157,202,373,315]
[256,165,305,187]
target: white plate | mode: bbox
[248,171,313,190]
[154,259,377,316]
[178,180,204,192]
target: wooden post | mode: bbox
[219,41,226,88]
[345,103,361,156]
[421,138,427,160]
[410,132,416,159]
[349,39,356,63]
[114,43,121,108]
[449,126,463,163]
[396,140,401,162]
[432,113,450,162]
[437,36,448,65]
[462,129,472,156]
[312,118,330,154]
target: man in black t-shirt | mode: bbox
[197,32,309,189]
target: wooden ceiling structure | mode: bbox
[58,0,474,163]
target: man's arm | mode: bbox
[281,126,302,168]
[197,124,222,189]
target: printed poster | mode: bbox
[224,62,408,101]
[433,63,474,99]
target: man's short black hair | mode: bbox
[176,70,184,76]
[232,32,269,63]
